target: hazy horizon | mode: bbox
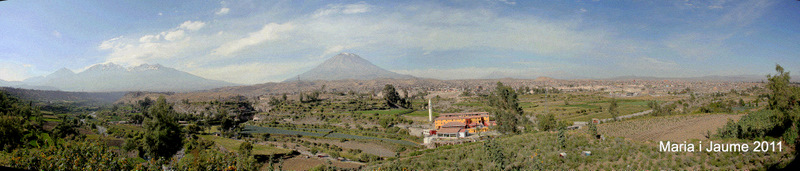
[2,0,799,84]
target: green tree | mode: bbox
[489,82,523,134]
[51,116,79,139]
[143,96,184,160]
[138,97,153,112]
[557,128,566,149]
[587,120,598,137]
[537,113,558,131]
[238,141,253,156]
[767,64,799,115]
[765,64,800,148]
[608,98,619,121]
[383,84,409,108]
[185,124,202,135]
[220,117,234,132]
[0,116,23,151]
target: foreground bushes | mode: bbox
[717,110,782,139]
[6,141,138,170]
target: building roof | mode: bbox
[437,128,462,134]
[441,121,466,128]
[435,115,490,121]
[439,112,490,117]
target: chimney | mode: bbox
[428,99,433,122]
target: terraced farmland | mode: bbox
[241,125,419,146]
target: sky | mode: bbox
[1,0,799,84]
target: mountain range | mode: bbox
[0,63,236,92]
[288,53,415,82]
[1,53,786,93]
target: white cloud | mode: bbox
[163,30,185,41]
[718,0,772,27]
[139,34,160,43]
[498,0,516,5]
[179,21,206,31]
[99,25,215,66]
[299,5,610,59]
[212,22,294,56]
[188,62,315,84]
[216,8,230,15]
[98,36,124,50]
[94,1,732,84]
[313,2,371,18]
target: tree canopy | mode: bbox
[489,82,523,134]
[142,96,184,160]
[383,84,411,109]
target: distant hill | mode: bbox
[606,75,769,82]
[0,87,126,104]
[19,63,237,92]
[288,53,415,82]
[0,79,59,90]
[534,76,559,81]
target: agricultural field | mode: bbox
[598,113,742,142]
[376,127,794,170]
[198,135,292,156]
[279,155,363,170]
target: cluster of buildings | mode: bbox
[429,112,494,138]
[421,110,495,148]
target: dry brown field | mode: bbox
[598,114,742,142]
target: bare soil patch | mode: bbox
[598,114,742,142]
[276,155,363,171]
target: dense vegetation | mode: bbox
[0,92,266,170]
[717,64,800,143]
[0,92,45,151]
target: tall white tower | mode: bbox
[428,99,433,122]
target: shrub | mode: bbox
[537,113,558,131]
[8,140,137,170]
[716,110,781,139]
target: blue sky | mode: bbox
[1,0,799,84]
